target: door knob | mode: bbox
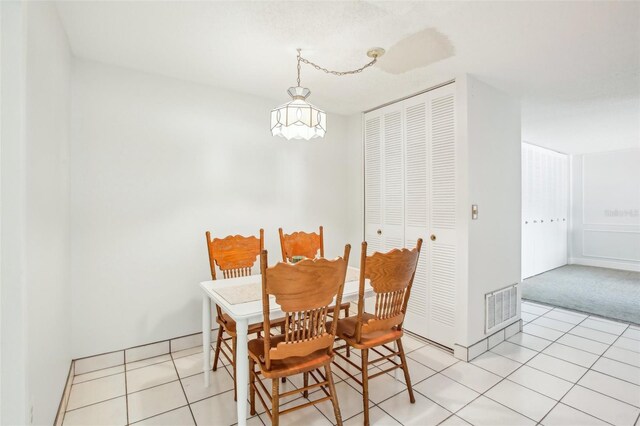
[430,234,436,241]
[377,229,382,235]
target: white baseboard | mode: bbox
[569,257,640,272]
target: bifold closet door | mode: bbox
[364,84,457,348]
[403,92,430,337]
[364,103,405,255]
[425,85,457,347]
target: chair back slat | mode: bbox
[278,226,324,262]
[260,245,350,369]
[355,240,423,340]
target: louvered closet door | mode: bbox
[364,109,384,254]
[403,92,430,337]
[381,107,405,251]
[364,103,405,255]
[426,84,457,347]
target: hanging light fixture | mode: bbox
[271,48,385,140]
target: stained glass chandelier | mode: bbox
[271,48,385,140]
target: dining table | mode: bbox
[200,266,372,426]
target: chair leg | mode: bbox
[272,378,280,426]
[361,349,370,426]
[280,323,287,383]
[324,363,343,426]
[212,327,224,371]
[303,372,309,398]
[344,307,351,358]
[232,336,237,401]
[249,358,256,416]
[397,338,415,403]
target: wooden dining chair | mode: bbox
[205,229,266,400]
[248,245,351,426]
[278,225,324,262]
[278,226,351,321]
[331,239,423,426]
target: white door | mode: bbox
[364,84,457,349]
[364,103,405,254]
[426,85,457,347]
[521,143,569,278]
[364,109,384,254]
[381,106,405,251]
[403,92,430,336]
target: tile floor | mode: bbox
[62,301,640,426]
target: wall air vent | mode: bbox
[485,284,519,334]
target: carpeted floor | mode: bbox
[522,264,640,325]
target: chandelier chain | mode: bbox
[296,48,377,84]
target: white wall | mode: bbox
[1,2,29,423]
[569,148,640,271]
[1,2,72,424]
[70,60,358,357]
[459,75,522,347]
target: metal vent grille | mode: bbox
[486,284,519,333]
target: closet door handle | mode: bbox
[377,229,382,235]
[430,234,437,241]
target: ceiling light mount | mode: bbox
[367,47,386,59]
[270,47,383,140]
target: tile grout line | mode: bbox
[507,335,640,384]
[538,319,632,426]
[124,350,130,425]
[170,351,198,425]
[477,313,586,425]
[64,394,127,414]
[467,312,616,426]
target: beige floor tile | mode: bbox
[561,385,640,425]
[506,365,573,400]
[602,345,640,368]
[67,373,126,411]
[315,380,367,421]
[126,354,172,371]
[181,370,234,403]
[407,345,457,372]
[131,406,194,425]
[470,351,521,377]
[378,390,451,425]
[127,381,187,423]
[541,403,608,426]
[438,415,471,426]
[569,326,618,345]
[507,332,552,352]
[578,370,640,407]
[490,341,537,364]
[592,356,640,385]
[413,374,479,413]
[457,395,534,426]
[485,380,556,422]
[63,396,126,426]
[542,343,599,368]
[73,365,124,384]
[526,353,587,383]
[126,360,178,393]
[344,406,400,425]
[441,362,501,393]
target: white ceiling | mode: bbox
[56,1,640,154]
